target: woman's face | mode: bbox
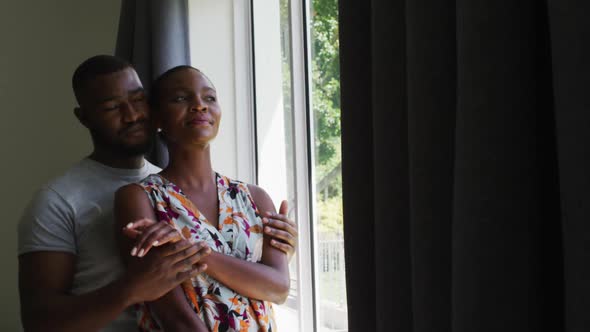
[155,68,221,147]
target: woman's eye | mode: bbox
[173,96,187,102]
[132,96,146,103]
[205,96,216,102]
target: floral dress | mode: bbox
[135,173,276,332]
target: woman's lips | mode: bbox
[187,119,211,126]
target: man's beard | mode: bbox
[90,128,154,157]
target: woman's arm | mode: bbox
[200,184,291,304]
[129,185,292,304]
[114,184,208,332]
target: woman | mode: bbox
[114,65,291,331]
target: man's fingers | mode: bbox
[271,239,294,256]
[169,241,209,264]
[173,246,211,271]
[159,239,192,257]
[176,263,208,282]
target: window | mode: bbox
[189,1,346,330]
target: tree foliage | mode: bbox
[311,0,341,179]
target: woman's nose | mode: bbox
[190,98,207,112]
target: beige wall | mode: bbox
[0,1,121,329]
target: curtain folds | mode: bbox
[339,0,589,331]
[115,0,190,167]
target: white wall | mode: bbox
[0,1,121,330]
[188,0,256,184]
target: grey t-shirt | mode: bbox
[18,157,161,332]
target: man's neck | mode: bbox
[89,149,145,169]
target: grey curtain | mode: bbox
[115,0,190,167]
[339,0,589,331]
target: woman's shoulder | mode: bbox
[116,174,164,198]
[216,173,273,208]
[216,173,264,196]
[138,173,165,187]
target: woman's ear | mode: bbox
[151,116,162,133]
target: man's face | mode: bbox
[77,68,153,156]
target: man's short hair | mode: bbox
[72,55,131,105]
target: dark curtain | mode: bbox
[339,0,590,331]
[115,0,190,167]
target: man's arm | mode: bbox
[19,245,207,332]
[114,184,209,332]
[19,252,134,332]
[18,187,207,332]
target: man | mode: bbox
[18,55,298,331]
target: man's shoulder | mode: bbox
[144,159,162,174]
[42,159,97,200]
[41,158,161,204]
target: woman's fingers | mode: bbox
[132,222,172,257]
[121,218,156,239]
[121,227,141,240]
[263,211,297,231]
[125,218,157,231]
[153,230,184,246]
[136,228,182,257]
[262,217,298,245]
[262,202,298,258]
[270,239,294,256]
[279,200,288,216]
[264,224,295,245]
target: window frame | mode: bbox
[249,0,318,331]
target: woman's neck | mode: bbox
[163,143,215,191]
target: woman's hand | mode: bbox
[123,218,208,258]
[262,200,298,261]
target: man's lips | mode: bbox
[120,123,147,136]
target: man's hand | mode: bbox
[124,237,210,304]
[262,200,298,260]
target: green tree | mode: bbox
[311,0,341,180]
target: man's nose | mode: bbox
[121,102,140,122]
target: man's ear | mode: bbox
[74,106,89,128]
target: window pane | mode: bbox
[310,0,348,330]
[252,0,300,331]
